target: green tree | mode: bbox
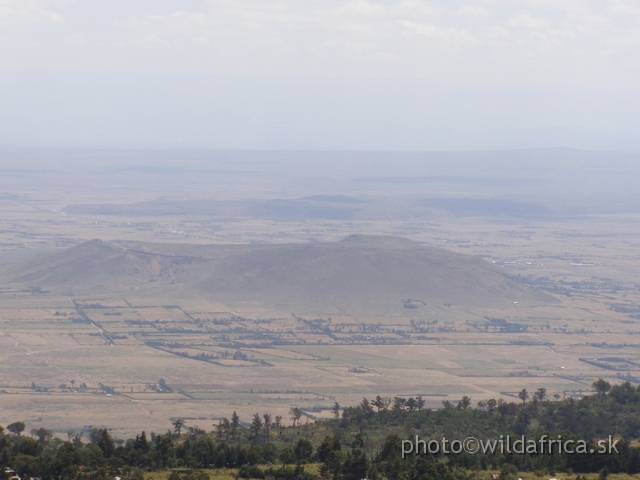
[318,435,342,463]
[294,439,313,462]
[518,388,529,403]
[406,397,418,411]
[158,378,173,393]
[411,455,454,480]
[371,396,391,412]
[280,447,296,464]
[290,407,302,427]
[154,435,175,468]
[593,378,612,397]
[343,448,368,480]
[274,415,283,437]
[359,397,374,417]
[499,463,518,480]
[263,413,272,442]
[250,413,263,438]
[230,411,240,441]
[318,435,343,480]
[31,427,53,445]
[393,397,407,412]
[7,421,25,436]
[133,431,149,453]
[172,418,185,436]
[375,434,405,480]
[332,402,341,419]
[457,396,471,409]
[96,428,115,458]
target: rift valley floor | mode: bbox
[1,148,640,439]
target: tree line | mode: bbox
[1,378,639,480]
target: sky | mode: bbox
[1,0,639,151]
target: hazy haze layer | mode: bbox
[1,1,639,150]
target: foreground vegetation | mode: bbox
[4,379,640,479]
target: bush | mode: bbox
[264,465,315,480]
[238,465,265,479]
[168,469,210,480]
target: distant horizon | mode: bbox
[1,145,639,155]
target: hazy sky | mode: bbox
[1,0,639,151]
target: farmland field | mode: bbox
[1,148,640,439]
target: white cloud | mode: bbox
[1,1,639,150]
[507,12,553,29]
[0,0,66,24]
[0,0,639,88]
[456,6,491,19]
[398,20,478,44]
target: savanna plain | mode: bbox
[1,147,640,441]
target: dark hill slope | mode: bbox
[191,235,555,313]
[5,236,555,315]
[7,239,204,295]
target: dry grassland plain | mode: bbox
[1,149,640,440]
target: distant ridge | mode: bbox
[5,236,556,316]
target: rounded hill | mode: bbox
[5,236,556,316]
